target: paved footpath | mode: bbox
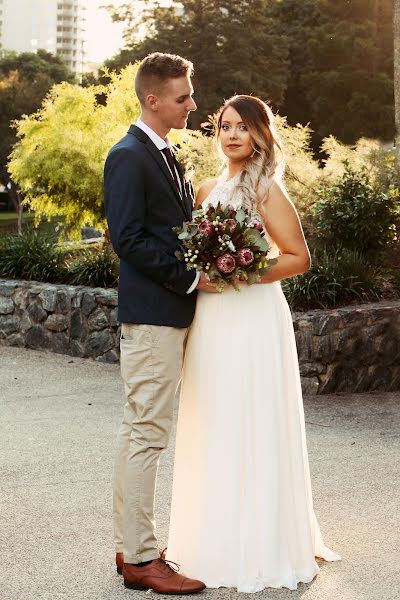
[0,347,399,600]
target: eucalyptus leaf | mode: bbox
[236,208,246,224]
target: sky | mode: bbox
[84,0,175,65]
[84,0,125,65]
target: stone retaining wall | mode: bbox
[0,279,120,364]
[1,278,399,393]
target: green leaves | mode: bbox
[311,165,399,260]
[282,249,384,310]
[244,228,269,252]
[0,230,67,283]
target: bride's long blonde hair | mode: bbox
[215,95,284,212]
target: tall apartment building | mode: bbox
[0,0,86,76]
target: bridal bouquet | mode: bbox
[173,202,277,291]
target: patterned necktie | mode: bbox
[161,147,181,192]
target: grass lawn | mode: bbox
[0,212,35,222]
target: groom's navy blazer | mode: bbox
[104,125,197,327]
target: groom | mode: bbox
[104,53,210,593]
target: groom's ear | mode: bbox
[146,94,159,112]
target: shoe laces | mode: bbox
[158,557,180,574]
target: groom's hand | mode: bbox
[196,272,219,293]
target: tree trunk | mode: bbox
[7,183,24,234]
[395,0,400,173]
[0,166,24,234]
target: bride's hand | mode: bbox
[196,272,219,293]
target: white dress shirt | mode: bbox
[135,119,199,294]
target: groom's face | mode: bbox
[154,75,197,130]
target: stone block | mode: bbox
[55,290,71,313]
[0,315,19,335]
[45,314,68,332]
[369,366,392,391]
[301,377,319,396]
[0,282,17,297]
[294,331,312,360]
[0,297,14,315]
[27,301,47,322]
[96,349,120,364]
[72,292,83,309]
[39,289,57,312]
[13,290,28,310]
[70,340,85,357]
[299,361,325,377]
[311,312,342,335]
[70,310,87,340]
[84,330,114,357]
[95,291,118,307]
[7,333,24,347]
[19,313,33,334]
[52,332,71,354]
[312,334,333,361]
[88,308,109,331]
[110,308,118,327]
[82,293,96,316]
[25,325,50,349]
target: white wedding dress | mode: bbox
[166,175,340,593]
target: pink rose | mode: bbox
[237,248,254,267]
[216,253,236,274]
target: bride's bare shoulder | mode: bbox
[195,178,219,209]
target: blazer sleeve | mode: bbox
[104,147,196,296]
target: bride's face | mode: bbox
[219,106,253,162]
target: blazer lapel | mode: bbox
[129,125,187,216]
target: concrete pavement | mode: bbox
[0,346,399,600]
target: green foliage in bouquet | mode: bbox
[0,230,67,283]
[282,249,384,310]
[311,165,399,260]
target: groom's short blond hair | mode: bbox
[135,52,194,106]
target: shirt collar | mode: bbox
[135,118,172,151]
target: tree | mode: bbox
[395,0,400,172]
[103,0,289,128]
[0,50,73,231]
[268,0,394,147]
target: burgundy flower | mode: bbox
[237,248,254,267]
[216,253,236,274]
[198,220,215,237]
[223,218,236,233]
[250,219,263,232]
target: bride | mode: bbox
[166,95,340,593]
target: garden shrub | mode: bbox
[0,230,67,283]
[67,246,118,288]
[311,165,399,260]
[282,249,384,310]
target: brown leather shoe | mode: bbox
[116,549,166,574]
[116,552,124,575]
[123,558,206,594]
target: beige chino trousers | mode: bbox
[113,322,188,564]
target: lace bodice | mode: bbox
[203,174,242,210]
[202,174,279,259]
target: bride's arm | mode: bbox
[258,181,311,283]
